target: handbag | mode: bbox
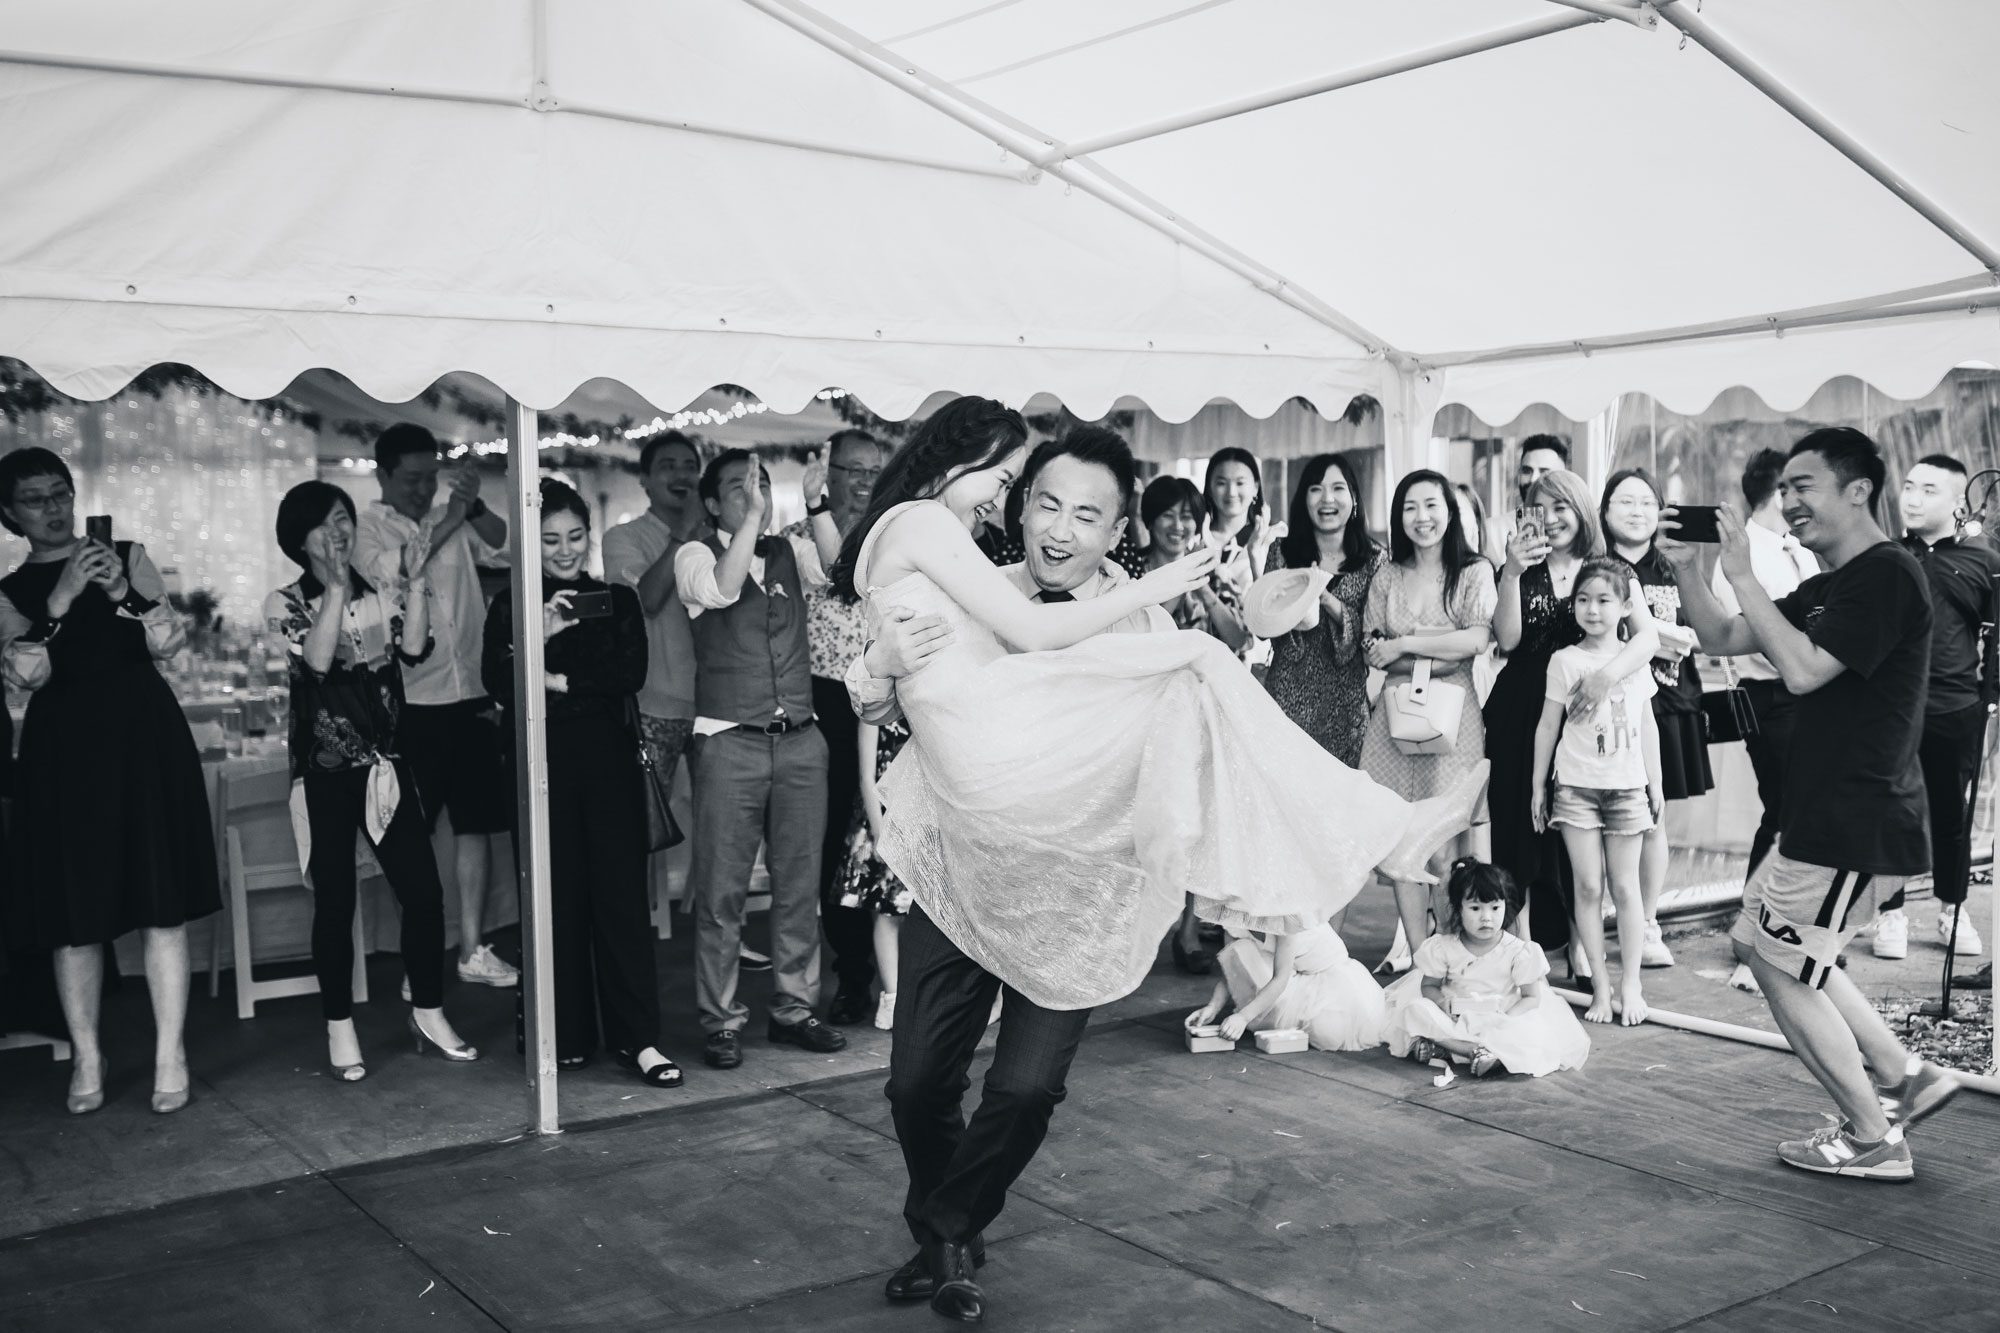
[1701,655,1759,745]
[1386,658,1466,756]
[627,702,685,852]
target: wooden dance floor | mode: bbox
[3,911,1996,1331]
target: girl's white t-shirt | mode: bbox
[1546,642,1655,789]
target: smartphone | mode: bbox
[85,514,113,546]
[566,588,613,620]
[1671,504,1722,543]
[1515,504,1547,545]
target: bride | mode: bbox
[832,398,1485,1011]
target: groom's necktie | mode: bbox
[1038,589,1075,603]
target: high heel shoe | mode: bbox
[328,1024,367,1082]
[67,1055,107,1115]
[408,1012,480,1062]
[151,1060,192,1115]
[1377,759,1490,884]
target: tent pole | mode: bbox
[507,398,561,1137]
[1061,12,1601,158]
[1658,2,2000,276]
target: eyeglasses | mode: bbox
[830,463,884,481]
[11,486,74,513]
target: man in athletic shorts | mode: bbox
[1663,427,1961,1181]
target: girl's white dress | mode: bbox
[1383,932,1590,1076]
[859,501,1414,1011]
[1219,924,1386,1051]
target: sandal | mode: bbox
[1469,1048,1501,1078]
[1406,1037,1441,1066]
[616,1048,684,1089]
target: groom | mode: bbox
[846,426,1170,1322]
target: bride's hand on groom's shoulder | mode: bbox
[1135,546,1220,604]
[864,606,954,679]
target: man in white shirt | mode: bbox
[844,428,1170,1321]
[674,449,844,1070]
[1708,448,1819,877]
[353,424,518,989]
[601,430,706,908]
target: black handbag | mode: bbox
[1701,657,1758,745]
[627,701,685,852]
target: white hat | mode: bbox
[1242,566,1333,640]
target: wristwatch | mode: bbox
[466,497,488,519]
[806,497,831,517]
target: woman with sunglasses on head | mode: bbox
[0,447,219,1116]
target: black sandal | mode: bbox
[616,1048,684,1088]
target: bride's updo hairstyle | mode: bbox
[830,395,1028,601]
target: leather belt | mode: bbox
[757,715,815,736]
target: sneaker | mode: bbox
[1871,908,1909,960]
[874,991,896,1031]
[703,1030,743,1069]
[739,947,773,973]
[1777,1122,1913,1181]
[1879,1060,1963,1130]
[458,944,521,988]
[1640,919,1675,968]
[767,1015,848,1053]
[1726,962,1763,996]
[1937,911,1983,957]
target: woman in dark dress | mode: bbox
[1485,468,1656,969]
[1602,468,1713,970]
[267,481,478,1082]
[484,479,678,1087]
[0,447,218,1115]
[1263,453,1385,768]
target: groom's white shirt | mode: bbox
[845,560,1172,725]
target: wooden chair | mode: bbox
[208,766,369,1019]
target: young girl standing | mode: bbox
[837,718,914,1030]
[1530,559,1664,1026]
[1383,860,1589,1077]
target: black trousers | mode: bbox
[812,674,875,998]
[1739,678,1797,878]
[302,761,445,1020]
[886,904,1091,1247]
[1883,701,1988,911]
[547,714,662,1059]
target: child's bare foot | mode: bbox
[1584,985,1616,1024]
[1619,978,1649,1027]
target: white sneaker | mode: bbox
[1726,962,1763,996]
[874,991,896,1031]
[1640,919,1675,968]
[458,944,521,988]
[1938,911,1983,957]
[1872,908,1909,960]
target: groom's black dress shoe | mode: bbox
[884,1234,986,1302]
[826,989,871,1026]
[928,1241,985,1323]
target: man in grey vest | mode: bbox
[675,449,846,1070]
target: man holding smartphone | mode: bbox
[1662,428,1958,1181]
[354,423,519,993]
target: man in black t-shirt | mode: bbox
[1875,452,1996,959]
[1664,427,1960,1182]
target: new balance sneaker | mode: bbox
[1778,1122,1913,1181]
[1640,919,1675,968]
[1937,911,1983,957]
[1871,908,1909,960]
[1878,1060,1963,1130]
[458,944,521,988]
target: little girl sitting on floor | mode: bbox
[1187,919,1386,1051]
[1383,859,1590,1077]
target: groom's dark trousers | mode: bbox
[888,904,1093,1246]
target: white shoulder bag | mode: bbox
[1386,658,1465,756]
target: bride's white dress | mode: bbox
[861,501,1414,1010]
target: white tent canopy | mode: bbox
[4,0,1997,444]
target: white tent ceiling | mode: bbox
[1,0,1996,441]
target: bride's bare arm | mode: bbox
[874,503,1215,653]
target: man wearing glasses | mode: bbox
[782,428,891,1027]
